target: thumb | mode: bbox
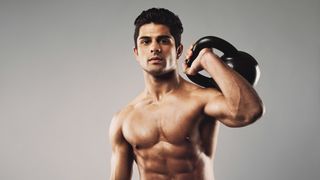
[183,59,197,75]
[182,59,189,73]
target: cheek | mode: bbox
[170,50,178,60]
[135,48,146,58]
[138,49,149,58]
[137,52,149,64]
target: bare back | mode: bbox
[120,79,220,180]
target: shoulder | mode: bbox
[109,105,134,146]
[110,93,144,131]
[110,105,134,129]
[109,92,147,146]
[109,97,137,136]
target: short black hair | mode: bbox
[134,8,183,49]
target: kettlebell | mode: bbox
[186,36,260,88]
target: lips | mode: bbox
[148,56,163,62]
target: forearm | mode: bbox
[202,52,263,121]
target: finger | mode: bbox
[182,62,189,74]
[188,44,195,57]
[183,64,197,75]
[182,59,193,74]
[186,49,193,59]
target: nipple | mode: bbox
[185,136,191,142]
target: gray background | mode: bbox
[1,0,319,179]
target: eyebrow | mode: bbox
[138,35,172,40]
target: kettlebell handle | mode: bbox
[186,36,238,67]
[186,36,260,88]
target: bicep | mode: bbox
[109,115,134,180]
[203,92,246,127]
[110,142,134,180]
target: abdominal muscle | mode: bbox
[133,141,214,180]
[121,88,219,179]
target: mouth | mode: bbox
[148,56,164,63]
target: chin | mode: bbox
[148,69,176,78]
[146,69,164,76]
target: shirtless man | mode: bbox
[109,8,264,180]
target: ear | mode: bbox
[133,47,139,60]
[176,44,183,59]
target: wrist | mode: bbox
[200,50,215,70]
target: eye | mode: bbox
[159,38,170,44]
[140,39,150,45]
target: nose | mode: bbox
[150,42,161,53]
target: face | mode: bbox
[134,23,183,76]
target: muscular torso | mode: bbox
[121,82,220,180]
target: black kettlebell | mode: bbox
[186,36,260,88]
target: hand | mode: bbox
[183,45,215,75]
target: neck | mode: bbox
[143,70,180,101]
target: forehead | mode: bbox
[138,23,173,38]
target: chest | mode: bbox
[122,98,204,147]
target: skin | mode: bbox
[109,23,264,180]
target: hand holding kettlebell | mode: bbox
[183,46,215,75]
[185,36,260,88]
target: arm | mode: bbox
[184,48,265,127]
[109,114,134,180]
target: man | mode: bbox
[109,8,264,180]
